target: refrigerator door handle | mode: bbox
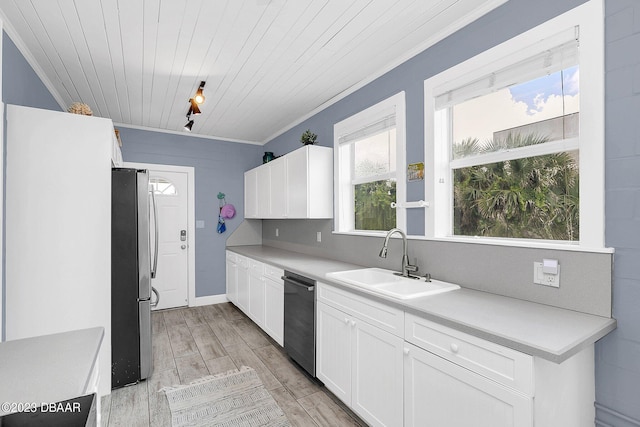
[151,286,160,308]
[150,189,159,279]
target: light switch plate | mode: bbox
[316,231,322,242]
[196,220,205,229]
[534,261,560,288]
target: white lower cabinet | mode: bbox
[404,342,532,427]
[317,289,404,427]
[248,260,265,327]
[226,252,284,347]
[236,255,250,313]
[352,314,404,426]
[225,252,238,304]
[263,264,284,345]
[316,302,353,403]
[404,313,594,427]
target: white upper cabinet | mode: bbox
[256,165,271,218]
[269,156,288,218]
[244,145,333,219]
[244,169,258,219]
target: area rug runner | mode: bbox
[162,366,291,427]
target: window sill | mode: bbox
[332,230,614,254]
[332,230,389,238]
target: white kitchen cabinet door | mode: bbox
[404,342,532,427]
[316,302,352,403]
[225,254,238,304]
[352,319,404,427]
[286,145,332,218]
[286,146,309,218]
[236,257,250,313]
[248,271,265,328]
[263,276,284,345]
[305,145,333,218]
[256,164,271,218]
[269,157,287,218]
[244,169,258,218]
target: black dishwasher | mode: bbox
[282,271,316,377]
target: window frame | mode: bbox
[424,0,604,248]
[334,92,407,235]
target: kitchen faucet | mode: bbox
[379,228,419,278]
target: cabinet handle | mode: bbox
[344,318,350,324]
[403,348,410,355]
[350,320,356,327]
[450,343,459,353]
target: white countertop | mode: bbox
[228,245,616,363]
[0,327,104,415]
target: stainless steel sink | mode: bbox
[326,268,460,299]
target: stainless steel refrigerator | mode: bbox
[111,168,159,389]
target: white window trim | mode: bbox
[424,0,604,248]
[334,92,407,234]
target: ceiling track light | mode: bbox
[194,81,206,104]
[182,81,206,132]
[184,110,194,132]
[189,98,201,115]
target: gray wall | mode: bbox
[119,127,262,297]
[2,32,60,111]
[596,0,640,425]
[261,0,640,425]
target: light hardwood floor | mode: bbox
[101,303,366,426]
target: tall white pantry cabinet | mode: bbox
[5,104,116,396]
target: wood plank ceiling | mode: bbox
[0,0,505,144]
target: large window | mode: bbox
[334,93,406,233]
[425,0,603,247]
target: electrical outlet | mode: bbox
[316,231,322,242]
[533,262,560,288]
[275,228,279,237]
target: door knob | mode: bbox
[181,244,186,250]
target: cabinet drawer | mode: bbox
[317,282,404,337]
[405,313,534,395]
[249,259,264,276]
[226,251,237,262]
[263,263,284,282]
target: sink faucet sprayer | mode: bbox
[379,228,419,278]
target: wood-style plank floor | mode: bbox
[101,303,366,426]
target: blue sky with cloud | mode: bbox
[509,66,579,115]
[453,65,580,143]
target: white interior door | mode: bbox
[149,170,190,310]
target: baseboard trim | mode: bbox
[191,294,229,307]
[595,403,640,427]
